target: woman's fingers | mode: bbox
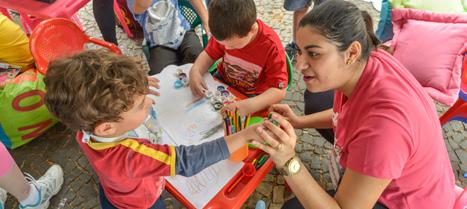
[250,139,276,154]
[271,113,296,140]
[255,126,281,150]
[271,104,290,112]
[263,119,290,146]
[269,104,289,114]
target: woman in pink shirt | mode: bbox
[251,0,456,208]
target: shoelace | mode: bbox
[28,172,57,200]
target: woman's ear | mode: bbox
[94,122,117,137]
[345,41,362,65]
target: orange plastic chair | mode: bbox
[29,18,121,75]
[440,56,467,125]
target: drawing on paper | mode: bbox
[185,166,220,194]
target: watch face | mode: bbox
[289,159,300,173]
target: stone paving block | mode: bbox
[263,174,275,182]
[256,182,273,197]
[455,149,467,163]
[460,163,467,175]
[451,121,465,132]
[272,186,285,204]
[295,143,304,153]
[449,151,460,163]
[276,175,285,185]
[449,138,460,150]
[269,203,283,209]
[459,139,467,150]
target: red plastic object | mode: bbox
[226,163,256,193]
[166,148,273,209]
[440,56,467,125]
[0,0,89,34]
[113,0,134,38]
[0,8,13,20]
[0,0,90,19]
[29,18,121,75]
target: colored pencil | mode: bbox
[227,173,244,193]
[238,114,242,131]
[244,114,250,129]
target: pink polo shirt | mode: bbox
[332,49,455,209]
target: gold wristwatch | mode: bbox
[278,155,301,176]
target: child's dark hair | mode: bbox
[44,49,148,132]
[208,0,257,41]
[299,0,380,60]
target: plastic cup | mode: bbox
[229,145,248,162]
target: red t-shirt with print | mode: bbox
[204,19,288,95]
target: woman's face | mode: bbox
[295,25,353,93]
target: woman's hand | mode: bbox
[148,76,160,96]
[269,104,301,127]
[251,113,297,168]
[188,69,207,97]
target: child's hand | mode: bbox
[222,100,248,116]
[148,76,160,96]
[239,123,263,142]
[189,69,207,97]
[269,104,300,127]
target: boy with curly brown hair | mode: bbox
[44,49,260,209]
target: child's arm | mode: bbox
[225,88,287,116]
[133,0,152,14]
[189,51,216,97]
[175,125,258,177]
[119,124,260,178]
[188,0,210,34]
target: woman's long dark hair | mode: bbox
[299,0,380,60]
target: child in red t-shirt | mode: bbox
[188,0,288,116]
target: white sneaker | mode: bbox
[20,164,64,209]
[0,187,7,209]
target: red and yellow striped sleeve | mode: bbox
[88,138,177,177]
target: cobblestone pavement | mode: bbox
[5,0,465,208]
